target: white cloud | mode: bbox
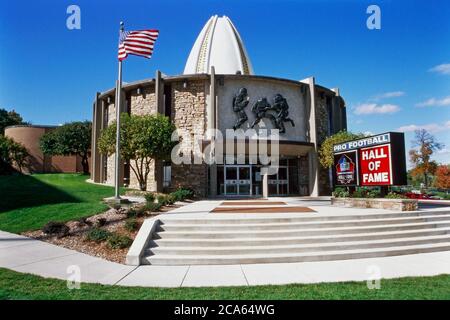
[353,103,400,115]
[437,148,450,155]
[372,91,405,101]
[397,121,450,133]
[429,63,450,75]
[416,96,450,107]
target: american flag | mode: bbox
[118,29,159,61]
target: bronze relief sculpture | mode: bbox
[232,88,295,133]
[232,88,250,130]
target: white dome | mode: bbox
[183,15,254,75]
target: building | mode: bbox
[5,125,88,174]
[90,15,347,197]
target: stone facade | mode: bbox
[129,87,157,116]
[92,74,347,197]
[128,86,157,191]
[170,80,208,197]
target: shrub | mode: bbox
[385,192,407,199]
[157,195,169,206]
[95,218,107,227]
[85,228,111,242]
[333,187,349,198]
[144,192,156,204]
[145,202,162,212]
[125,218,139,232]
[107,233,133,249]
[171,188,194,201]
[42,221,70,237]
[126,208,145,218]
[351,188,380,199]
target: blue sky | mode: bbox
[0,0,449,164]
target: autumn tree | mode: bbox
[434,165,450,189]
[98,114,176,191]
[40,121,92,174]
[409,129,443,188]
[318,130,366,169]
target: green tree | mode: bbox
[0,135,29,174]
[98,114,176,191]
[40,121,92,174]
[0,108,27,134]
[318,130,365,169]
[409,129,443,188]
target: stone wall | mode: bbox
[332,197,418,211]
[106,101,116,186]
[128,86,157,191]
[170,80,208,197]
[130,87,157,116]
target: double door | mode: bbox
[224,165,252,196]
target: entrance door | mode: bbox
[268,166,289,196]
[224,165,252,196]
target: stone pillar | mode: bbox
[99,99,107,183]
[209,66,217,196]
[155,70,164,114]
[91,92,101,182]
[262,171,269,198]
[300,77,319,197]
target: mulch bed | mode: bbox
[211,206,316,213]
[221,201,287,206]
[21,204,182,264]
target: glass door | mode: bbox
[268,166,289,196]
[224,165,252,196]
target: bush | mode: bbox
[144,192,156,204]
[333,187,349,198]
[126,208,145,218]
[157,195,169,206]
[351,188,380,199]
[385,192,407,199]
[42,221,70,237]
[145,202,162,212]
[125,218,139,232]
[171,188,194,202]
[107,233,133,249]
[85,228,111,242]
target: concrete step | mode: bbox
[143,242,450,265]
[154,221,450,239]
[157,214,450,232]
[152,227,450,247]
[159,210,450,225]
[148,234,450,255]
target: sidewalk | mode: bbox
[1,230,449,287]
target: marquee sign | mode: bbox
[332,132,407,187]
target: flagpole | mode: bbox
[114,21,124,200]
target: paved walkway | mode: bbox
[1,198,449,287]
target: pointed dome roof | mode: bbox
[183,15,254,75]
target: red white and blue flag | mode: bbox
[118,29,159,61]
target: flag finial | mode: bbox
[119,21,124,31]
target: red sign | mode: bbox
[359,144,392,186]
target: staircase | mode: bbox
[141,210,450,265]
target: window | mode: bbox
[163,162,171,188]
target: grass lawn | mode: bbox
[0,174,119,233]
[0,268,449,300]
